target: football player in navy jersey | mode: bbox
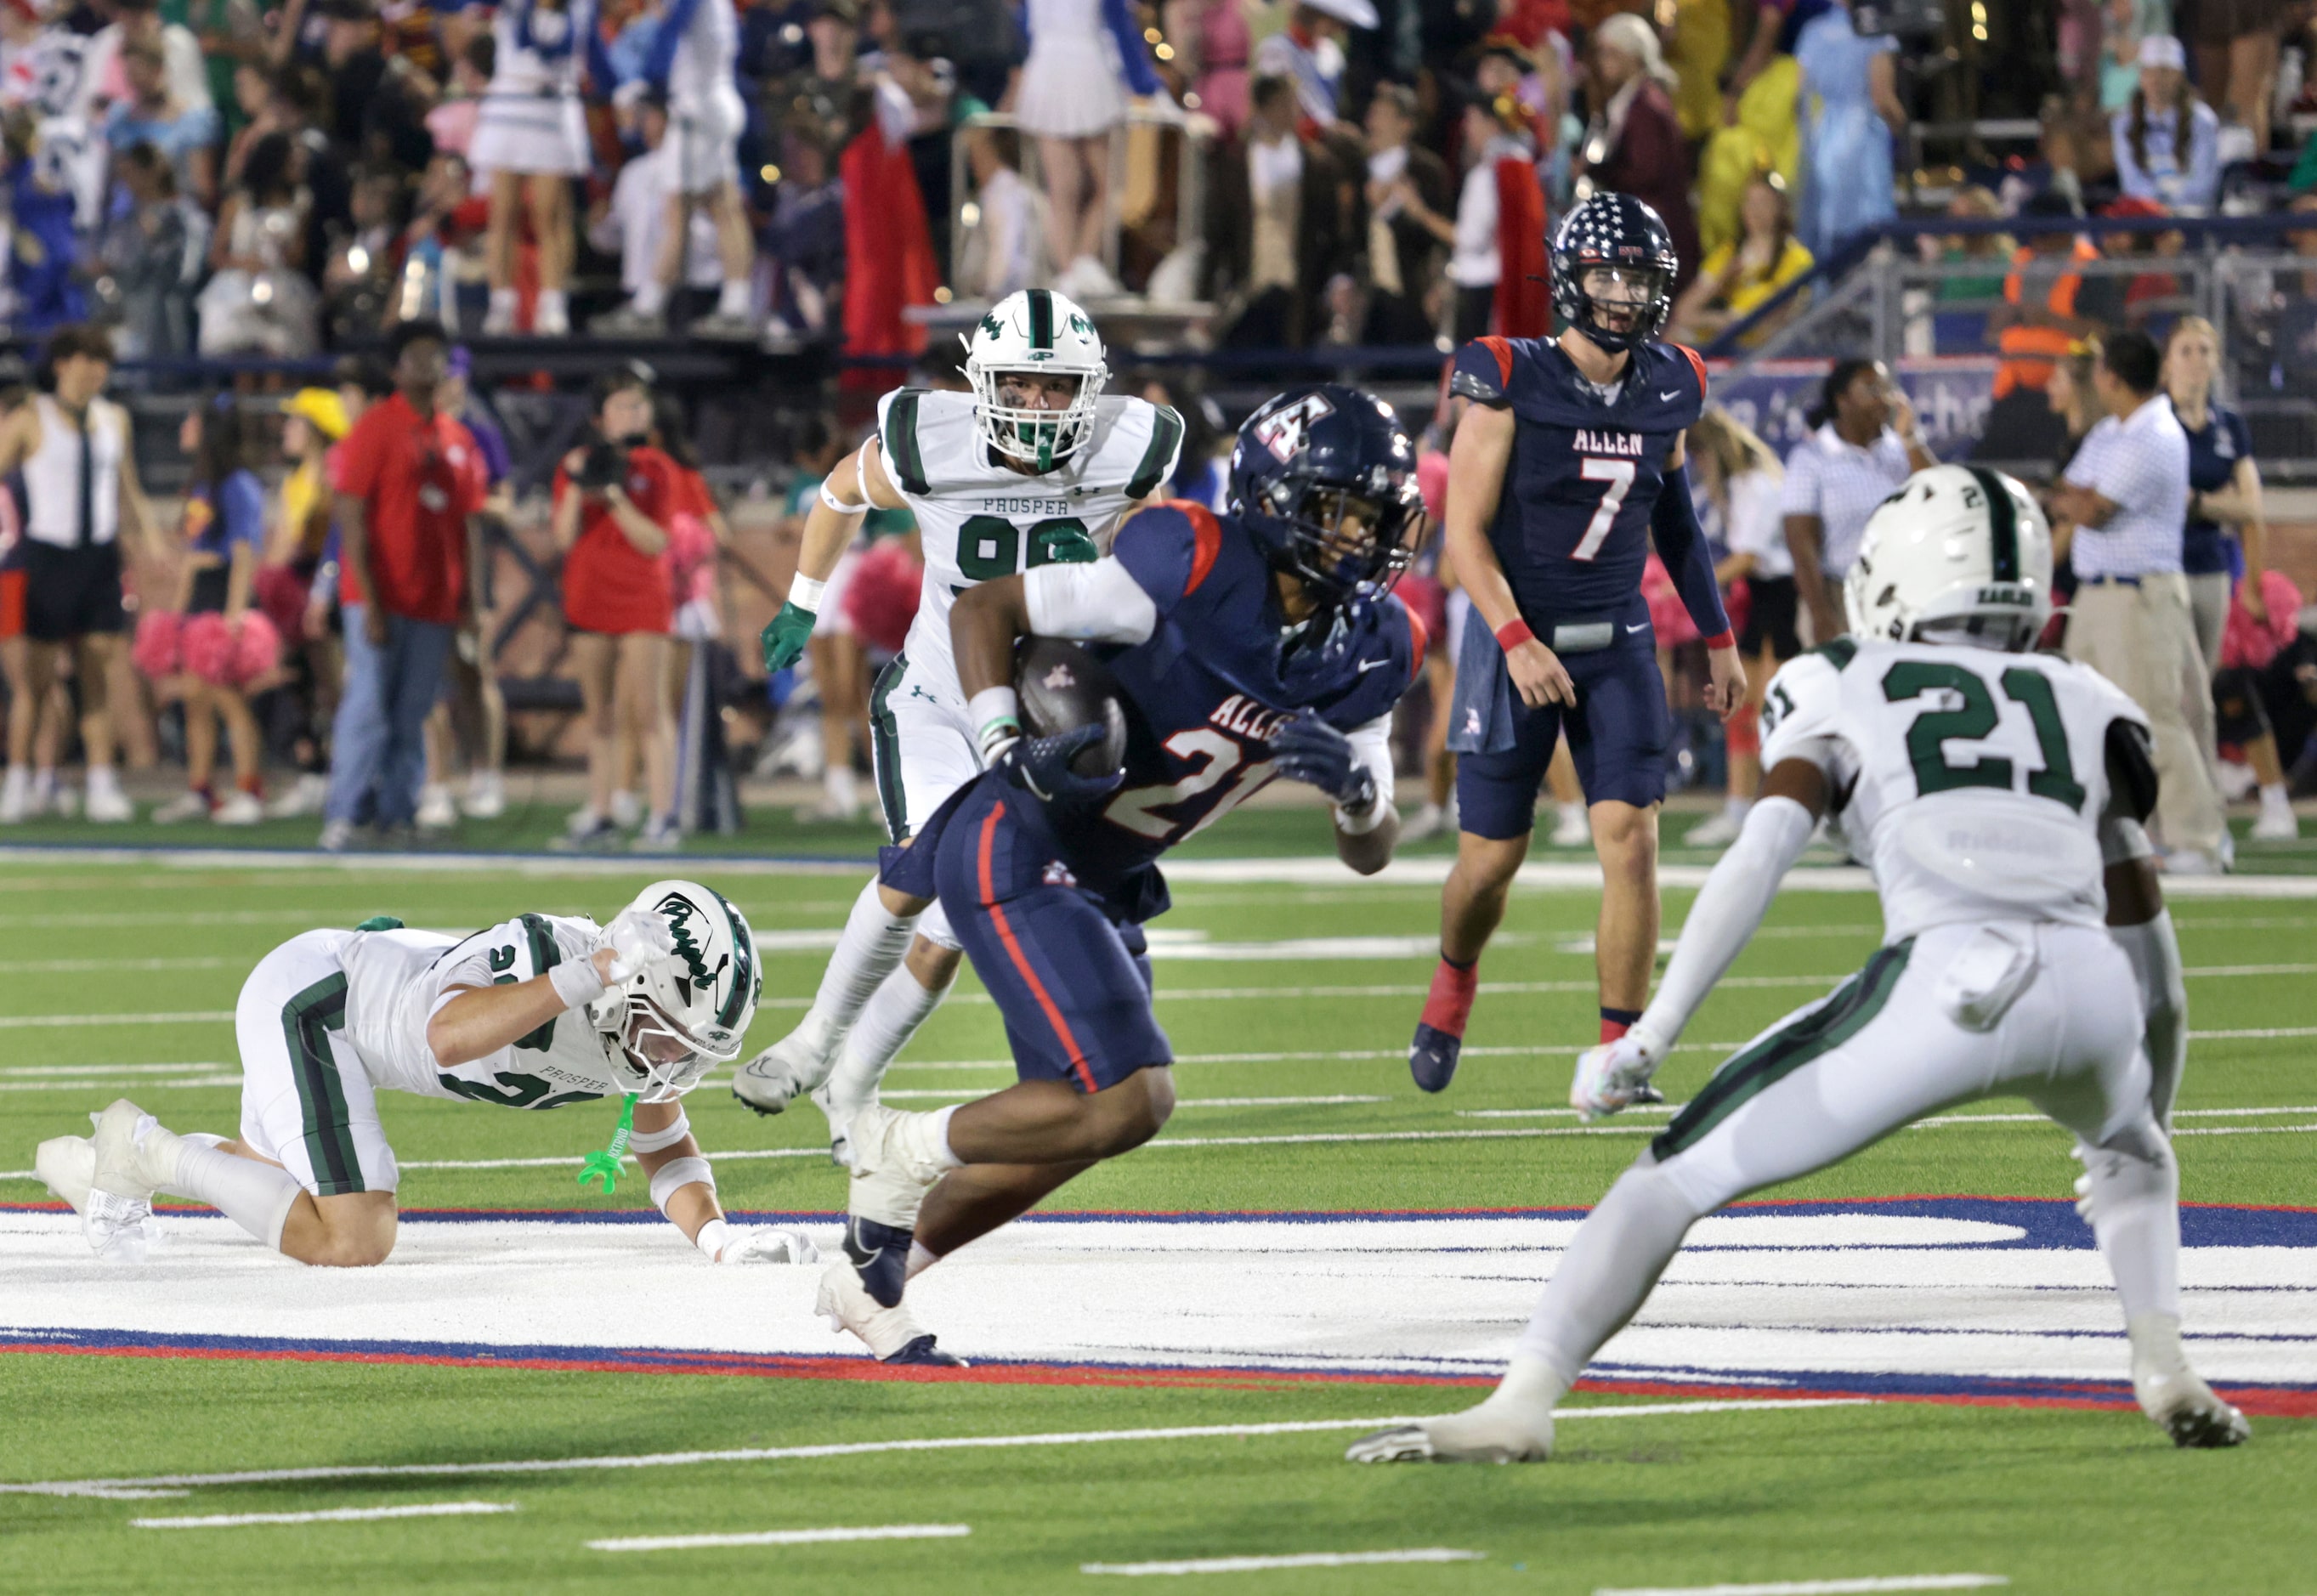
[1411,192,1747,1094]
[805,385,1425,1365]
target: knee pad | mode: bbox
[913,899,961,953]
[2073,1112,2177,1225]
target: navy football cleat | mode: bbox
[1409,1022,1462,1093]
[884,1334,968,1367]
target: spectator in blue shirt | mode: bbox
[104,37,220,212]
[2111,34,2221,211]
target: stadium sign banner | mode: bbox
[1708,356,1999,457]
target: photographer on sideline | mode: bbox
[552,365,680,851]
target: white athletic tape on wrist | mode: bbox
[694,1216,731,1261]
[549,958,607,1011]
[969,687,1020,755]
[626,1110,692,1154]
[650,1155,715,1215]
[788,573,828,612]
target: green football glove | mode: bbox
[761,600,816,672]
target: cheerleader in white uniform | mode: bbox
[473,0,600,337]
[1013,0,1147,299]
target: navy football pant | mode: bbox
[1458,633,1670,838]
[932,778,1170,1093]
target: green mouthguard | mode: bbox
[578,1093,640,1194]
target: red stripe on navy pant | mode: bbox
[977,800,1098,1091]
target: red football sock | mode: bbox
[1422,957,1480,1039]
[1600,1006,1643,1044]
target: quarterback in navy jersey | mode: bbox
[1413,192,1746,1095]
[806,385,1425,1365]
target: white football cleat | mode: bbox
[730,1022,841,1118]
[1345,1402,1555,1464]
[2130,1315,2251,1448]
[212,790,263,826]
[84,784,134,823]
[35,1134,95,1213]
[1684,806,1748,848]
[814,1254,963,1365]
[711,1225,822,1265]
[1549,801,1591,849]
[85,1100,184,1261]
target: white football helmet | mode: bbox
[963,287,1108,472]
[1846,464,2053,653]
[589,880,760,1100]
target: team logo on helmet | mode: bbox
[656,890,731,990]
[1252,392,1338,462]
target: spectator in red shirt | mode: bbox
[552,366,681,851]
[319,318,488,850]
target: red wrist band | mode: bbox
[1702,630,1735,650]
[1494,619,1535,651]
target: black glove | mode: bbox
[1269,711,1376,813]
[574,439,630,492]
[998,722,1125,805]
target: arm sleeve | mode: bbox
[1101,0,1163,95]
[1651,469,1733,642]
[642,0,699,85]
[1022,556,1160,644]
[1632,795,1817,1054]
[2187,110,2220,207]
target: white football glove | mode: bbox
[601,907,678,982]
[1570,1032,1665,1123]
[711,1225,822,1265]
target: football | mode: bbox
[1015,636,1128,778]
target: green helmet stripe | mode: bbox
[1967,466,2018,582]
[1027,288,1054,351]
[711,890,754,1031]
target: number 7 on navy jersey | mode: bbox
[1574,457,1636,561]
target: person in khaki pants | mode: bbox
[2049,329,2228,872]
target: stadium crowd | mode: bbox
[0,0,2312,852]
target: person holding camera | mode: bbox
[552,367,680,851]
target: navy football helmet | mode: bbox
[1551,192,1680,353]
[1227,385,1421,607]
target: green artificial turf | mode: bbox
[0,855,2311,1593]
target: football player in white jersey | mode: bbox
[738,287,1182,1155]
[33,880,815,1270]
[1350,465,2250,1463]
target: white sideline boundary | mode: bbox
[591,1524,970,1553]
[3,843,2314,897]
[0,1401,1869,1499]
[133,1502,518,1530]
[1595,1579,2009,1596]
[1084,1548,1486,1576]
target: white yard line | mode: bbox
[0,1012,234,1030]
[590,1524,969,1553]
[133,1502,518,1530]
[2171,1123,2317,1136]
[0,1062,233,1078]
[1595,1578,2008,1596]
[0,1077,240,1093]
[0,1402,1867,1499]
[1083,1548,1484,1576]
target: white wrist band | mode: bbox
[694,1216,731,1261]
[627,1109,692,1154]
[788,574,827,612]
[817,475,867,515]
[549,959,607,1010]
[969,686,1022,756]
[650,1155,714,1215]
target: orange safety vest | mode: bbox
[1993,240,2098,399]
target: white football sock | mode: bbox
[799,880,921,1051]
[536,287,568,320]
[717,279,751,317]
[633,280,669,315]
[825,964,951,1120]
[87,765,122,797]
[488,286,517,317]
[905,1240,941,1280]
[2076,1118,2180,1322]
[31,767,55,804]
[2259,782,2292,813]
[171,1140,304,1251]
[1513,1158,1702,1390]
[824,762,858,812]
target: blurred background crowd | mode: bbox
[0,0,2312,854]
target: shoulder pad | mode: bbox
[1450,337,1521,408]
[876,388,932,496]
[1119,400,1185,501]
[1112,500,1226,610]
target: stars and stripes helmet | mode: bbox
[587,880,761,1100]
[963,287,1110,472]
[1550,192,1680,354]
[1227,384,1421,608]
[1847,466,2054,653]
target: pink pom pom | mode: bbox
[179,613,233,685]
[229,609,282,686]
[1642,553,1697,646]
[132,609,183,679]
[1416,450,1450,523]
[842,539,923,655]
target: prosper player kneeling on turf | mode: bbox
[33,880,813,1270]
[737,288,1181,1161]
[810,385,1425,1363]
[1351,466,2248,1463]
